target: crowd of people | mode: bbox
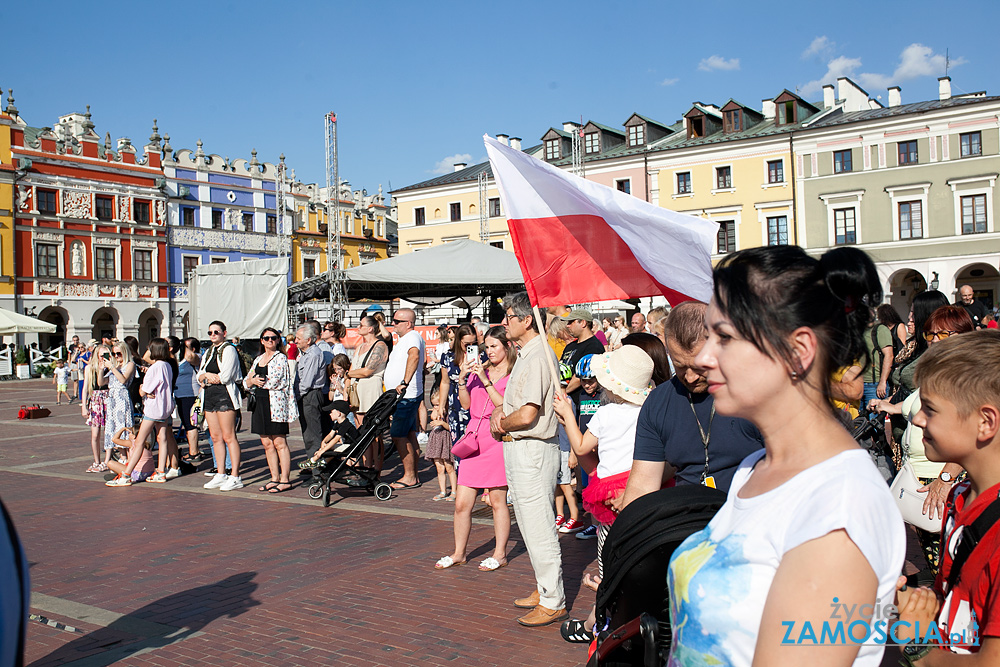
[55,251,1000,665]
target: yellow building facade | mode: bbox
[0,105,19,309]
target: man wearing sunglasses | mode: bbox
[383,308,424,489]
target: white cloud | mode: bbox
[802,36,834,60]
[698,55,740,72]
[799,44,964,96]
[431,153,473,175]
[660,77,679,86]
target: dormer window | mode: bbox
[545,138,561,160]
[584,133,600,154]
[688,117,704,139]
[723,109,743,133]
[628,125,645,147]
[776,100,796,125]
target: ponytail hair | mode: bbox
[712,245,882,412]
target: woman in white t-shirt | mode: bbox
[666,246,905,667]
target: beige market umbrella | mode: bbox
[0,308,57,335]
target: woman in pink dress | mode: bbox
[434,326,517,571]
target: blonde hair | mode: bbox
[915,330,1000,418]
[113,341,134,366]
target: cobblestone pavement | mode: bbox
[1,380,598,666]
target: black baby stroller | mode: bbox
[306,389,402,506]
[850,408,895,482]
[587,484,727,667]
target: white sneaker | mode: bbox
[219,476,243,492]
[164,467,181,480]
[203,473,228,489]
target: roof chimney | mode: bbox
[939,76,952,100]
[761,99,775,120]
[823,84,836,109]
[453,162,467,172]
[888,86,901,108]
[496,134,509,146]
[562,121,581,134]
[510,137,522,151]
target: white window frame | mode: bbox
[93,243,121,282]
[672,170,693,198]
[448,201,462,223]
[948,175,997,236]
[208,255,229,265]
[754,200,793,247]
[300,251,320,279]
[885,183,931,241]
[819,190,865,247]
[413,206,425,226]
[763,158,786,187]
[615,178,632,195]
[181,254,201,282]
[488,197,501,218]
[712,164,735,194]
[34,240,63,279]
[132,248,155,282]
[700,205,742,257]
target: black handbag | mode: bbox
[246,387,257,412]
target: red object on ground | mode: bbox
[18,404,50,419]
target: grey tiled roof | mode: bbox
[807,95,1000,129]
[390,144,542,193]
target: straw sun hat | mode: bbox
[594,346,655,406]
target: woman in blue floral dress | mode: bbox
[437,324,478,443]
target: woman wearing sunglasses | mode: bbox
[245,328,298,493]
[101,341,136,461]
[198,321,244,492]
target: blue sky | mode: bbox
[6,1,999,199]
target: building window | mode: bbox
[488,198,501,217]
[961,194,988,234]
[767,160,784,184]
[37,189,57,214]
[181,207,195,227]
[616,179,631,195]
[545,139,560,160]
[688,117,704,139]
[95,195,113,221]
[95,247,115,280]
[182,256,199,281]
[449,203,461,222]
[303,258,316,279]
[716,221,735,254]
[723,109,742,133]
[898,201,923,240]
[584,133,600,154]
[834,208,856,245]
[414,207,425,226]
[960,132,982,158]
[490,241,504,249]
[211,210,223,229]
[266,215,277,234]
[767,216,789,246]
[133,200,150,224]
[716,166,732,190]
[628,125,645,147]
[210,257,227,264]
[834,149,853,174]
[35,243,59,277]
[898,140,918,165]
[776,100,796,125]
[242,212,254,231]
[676,172,692,194]
[133,249,152,281]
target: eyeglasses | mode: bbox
[923,330,957,341]
[208,330,223,336]
[114,352,123,358]
[392,318,410,325]
[262,335,279,342]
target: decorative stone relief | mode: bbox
[98,284,118,297]
[138,286,155,297]
[93,236,118,245]
[62,191,91,219]
[118,194,133,223]
[17,186,31,211]
[65,283,95,298]
[132,239,157,249]
[70,240,85,276]
[155,200,166,226]
[34,231,61,243]
[38,282,59,292]
[225,208,241,230]
[171,286,189,300]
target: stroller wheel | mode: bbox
[374,483,393,501]
[322,483,331,507]
[307,483,323,499]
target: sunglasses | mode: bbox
[208,330,223,336]
[114,352,123,358]
[262,335,279,341]
[923,330,957,341]
[392,318,410,324]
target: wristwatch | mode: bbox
[900,643,933,665]
[939,471,955,483]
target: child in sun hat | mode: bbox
[553,344,658,643]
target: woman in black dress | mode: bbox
[244,327,298,493]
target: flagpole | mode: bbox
[532,304,566,400]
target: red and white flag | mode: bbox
[485,135,718,307]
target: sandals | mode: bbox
[560,619,595,643]
[268,482,293,494]
[85,462,102,473]
[478,557,507,571]
[431,492,449,501]
[434,556,466,570]
[259,480,280,492]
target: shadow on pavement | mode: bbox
[31,571,260,667]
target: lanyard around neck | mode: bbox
[687,391,716,484]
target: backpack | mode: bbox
[870,325,894,392]
[212,343,247,398]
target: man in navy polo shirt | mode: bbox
[619,301,763,507]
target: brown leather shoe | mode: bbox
[517,604,568,627]
[513,590,540,609]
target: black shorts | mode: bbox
[177,396,198,431]
[203,386,236,412]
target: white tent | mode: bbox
[188,258,289,339]
[0,308,57,335]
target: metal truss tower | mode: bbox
[275,155,288,259]
[478,170,489,244]
[571,125,584,178]
[325,112,348,320]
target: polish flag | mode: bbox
[484,135,718,307]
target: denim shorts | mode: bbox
[390,396,421,438]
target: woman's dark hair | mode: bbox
[876,304,903,328]
[622,332,671,386]
[360,315,378,330]
[209,320,227,333]
[182,337,201,364]
[328,354,351,377]
[327,321,347,341]
[123,335,140,360]
[910,290,949,357]
[451,323,478,365]
[167,335,181,357]
[259,327,286,353]
[147,337,178,390]
[712,245,882,412]
[484,325,517,373]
